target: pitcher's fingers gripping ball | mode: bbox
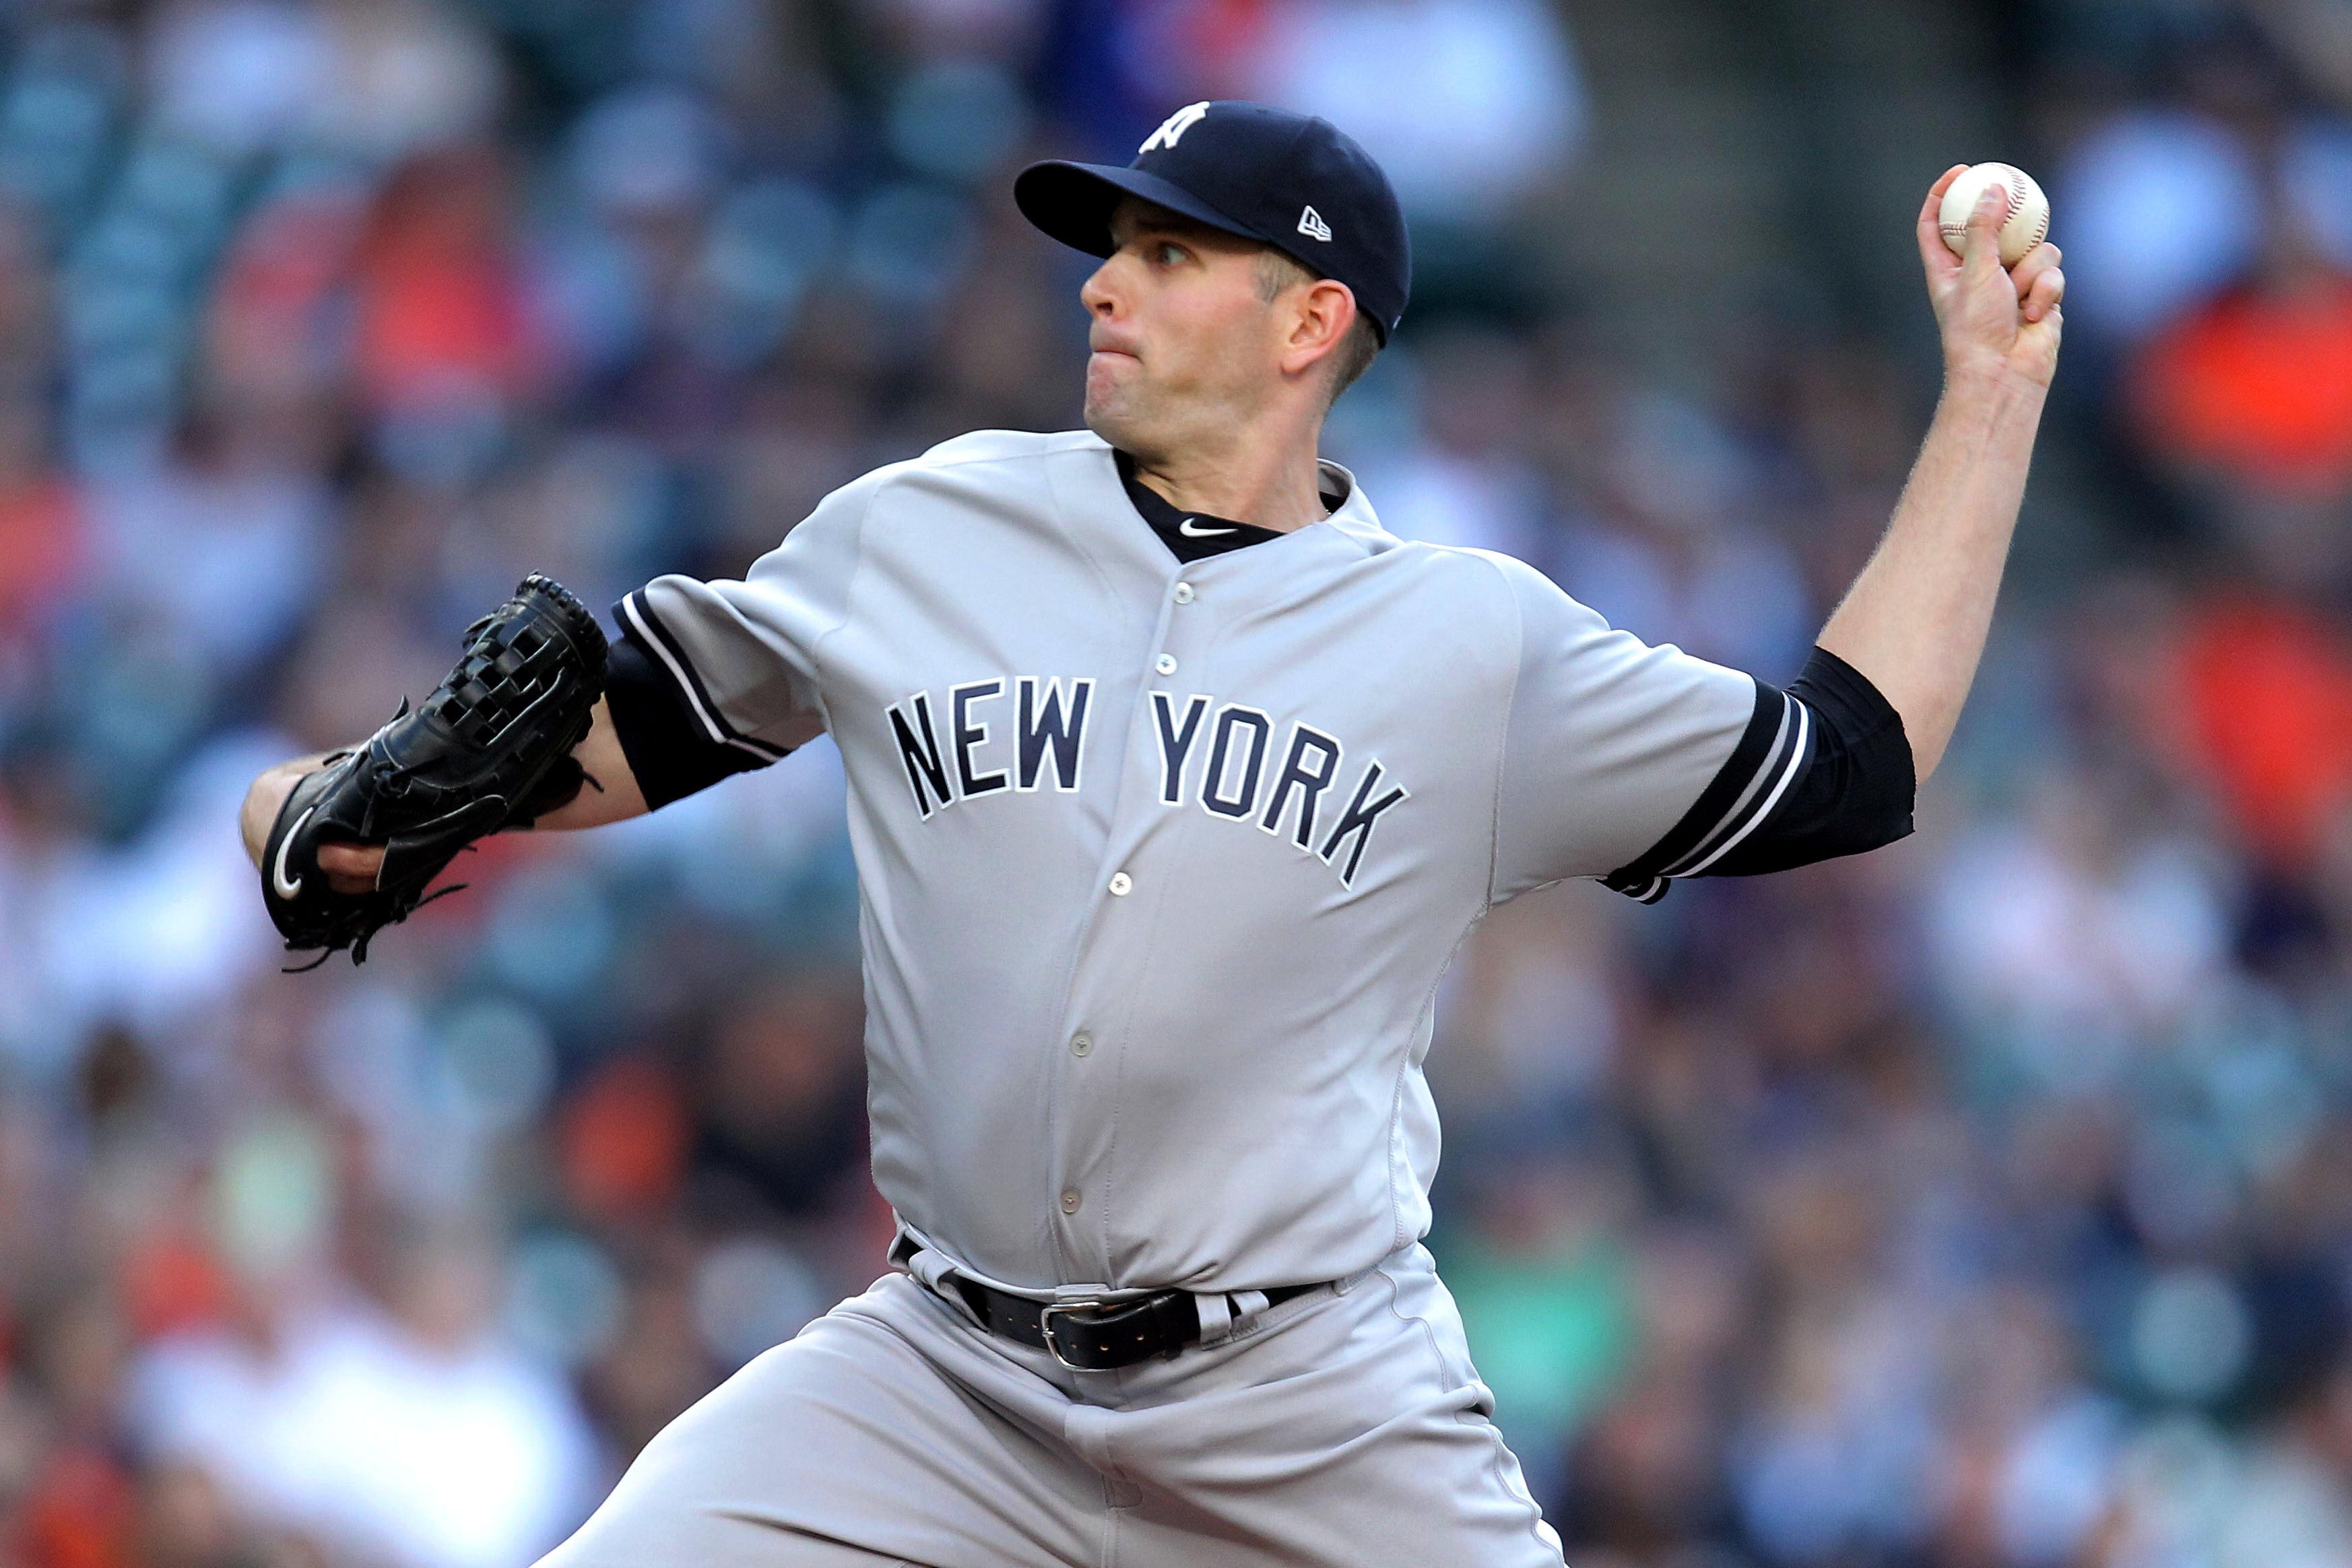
[261,573,609,969]
[1938,161,2050,267]
[1920,160,2065,354]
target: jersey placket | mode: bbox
[1044,558,1225,1289]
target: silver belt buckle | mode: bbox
[1037,1298,1104,1370]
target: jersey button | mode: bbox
[1070,1032,1094,1057]
[1154,653,1178,676]
[1107,872,1134,897]
[1173,583,1196,605]
[1060,1189,1082,1214]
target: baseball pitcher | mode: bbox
[240,102,2064,1567]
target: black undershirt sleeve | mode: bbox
[603,615,782,812]
[1601,646,1914,901]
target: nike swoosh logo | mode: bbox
[272,807,314,901]
[1178,519,1236,537]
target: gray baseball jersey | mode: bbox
[620,428,1771,1296]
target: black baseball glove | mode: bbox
[263,573,610,969]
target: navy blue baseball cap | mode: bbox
[1015,101,1410,344]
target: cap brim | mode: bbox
[1014,160,1264,258]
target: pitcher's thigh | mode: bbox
[1115,1389,1567,1568]
[1110,1262,1568,1568]
[537,1299,1107,1568]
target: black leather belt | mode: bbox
[954,1278,1326,1371]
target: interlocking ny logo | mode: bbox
[1298,205,1332,242]
[1140,102,1212,155]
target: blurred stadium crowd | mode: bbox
[0,0,2348,1564]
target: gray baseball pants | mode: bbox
[537,1242,1567,1567]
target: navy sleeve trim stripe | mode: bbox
[1664,697,1812,876]
[620,589,789,762]
[1601,678,1806,901]
[1701,647,1914,878]
[1602,647,1914,901]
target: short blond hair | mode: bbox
[1255,250,1381,409]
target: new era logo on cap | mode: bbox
[1298,206,1332,242]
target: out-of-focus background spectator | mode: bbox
[0,1,2347,1564]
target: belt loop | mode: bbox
[888,1224,919,1271]
[1186,1287,1282,1349]
[892,1224,985,1328]
[1194,1291,1235,1346]
[908,1247,960,1294]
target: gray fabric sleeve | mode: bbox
[1489,556,1759,904]
[618,474,874,760]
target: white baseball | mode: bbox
[1938,162,2050,268]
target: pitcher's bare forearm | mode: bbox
[537,697,648,829]
[1815,166,2065,785]
[1817,368,2046,781]
[240,697,647,890]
